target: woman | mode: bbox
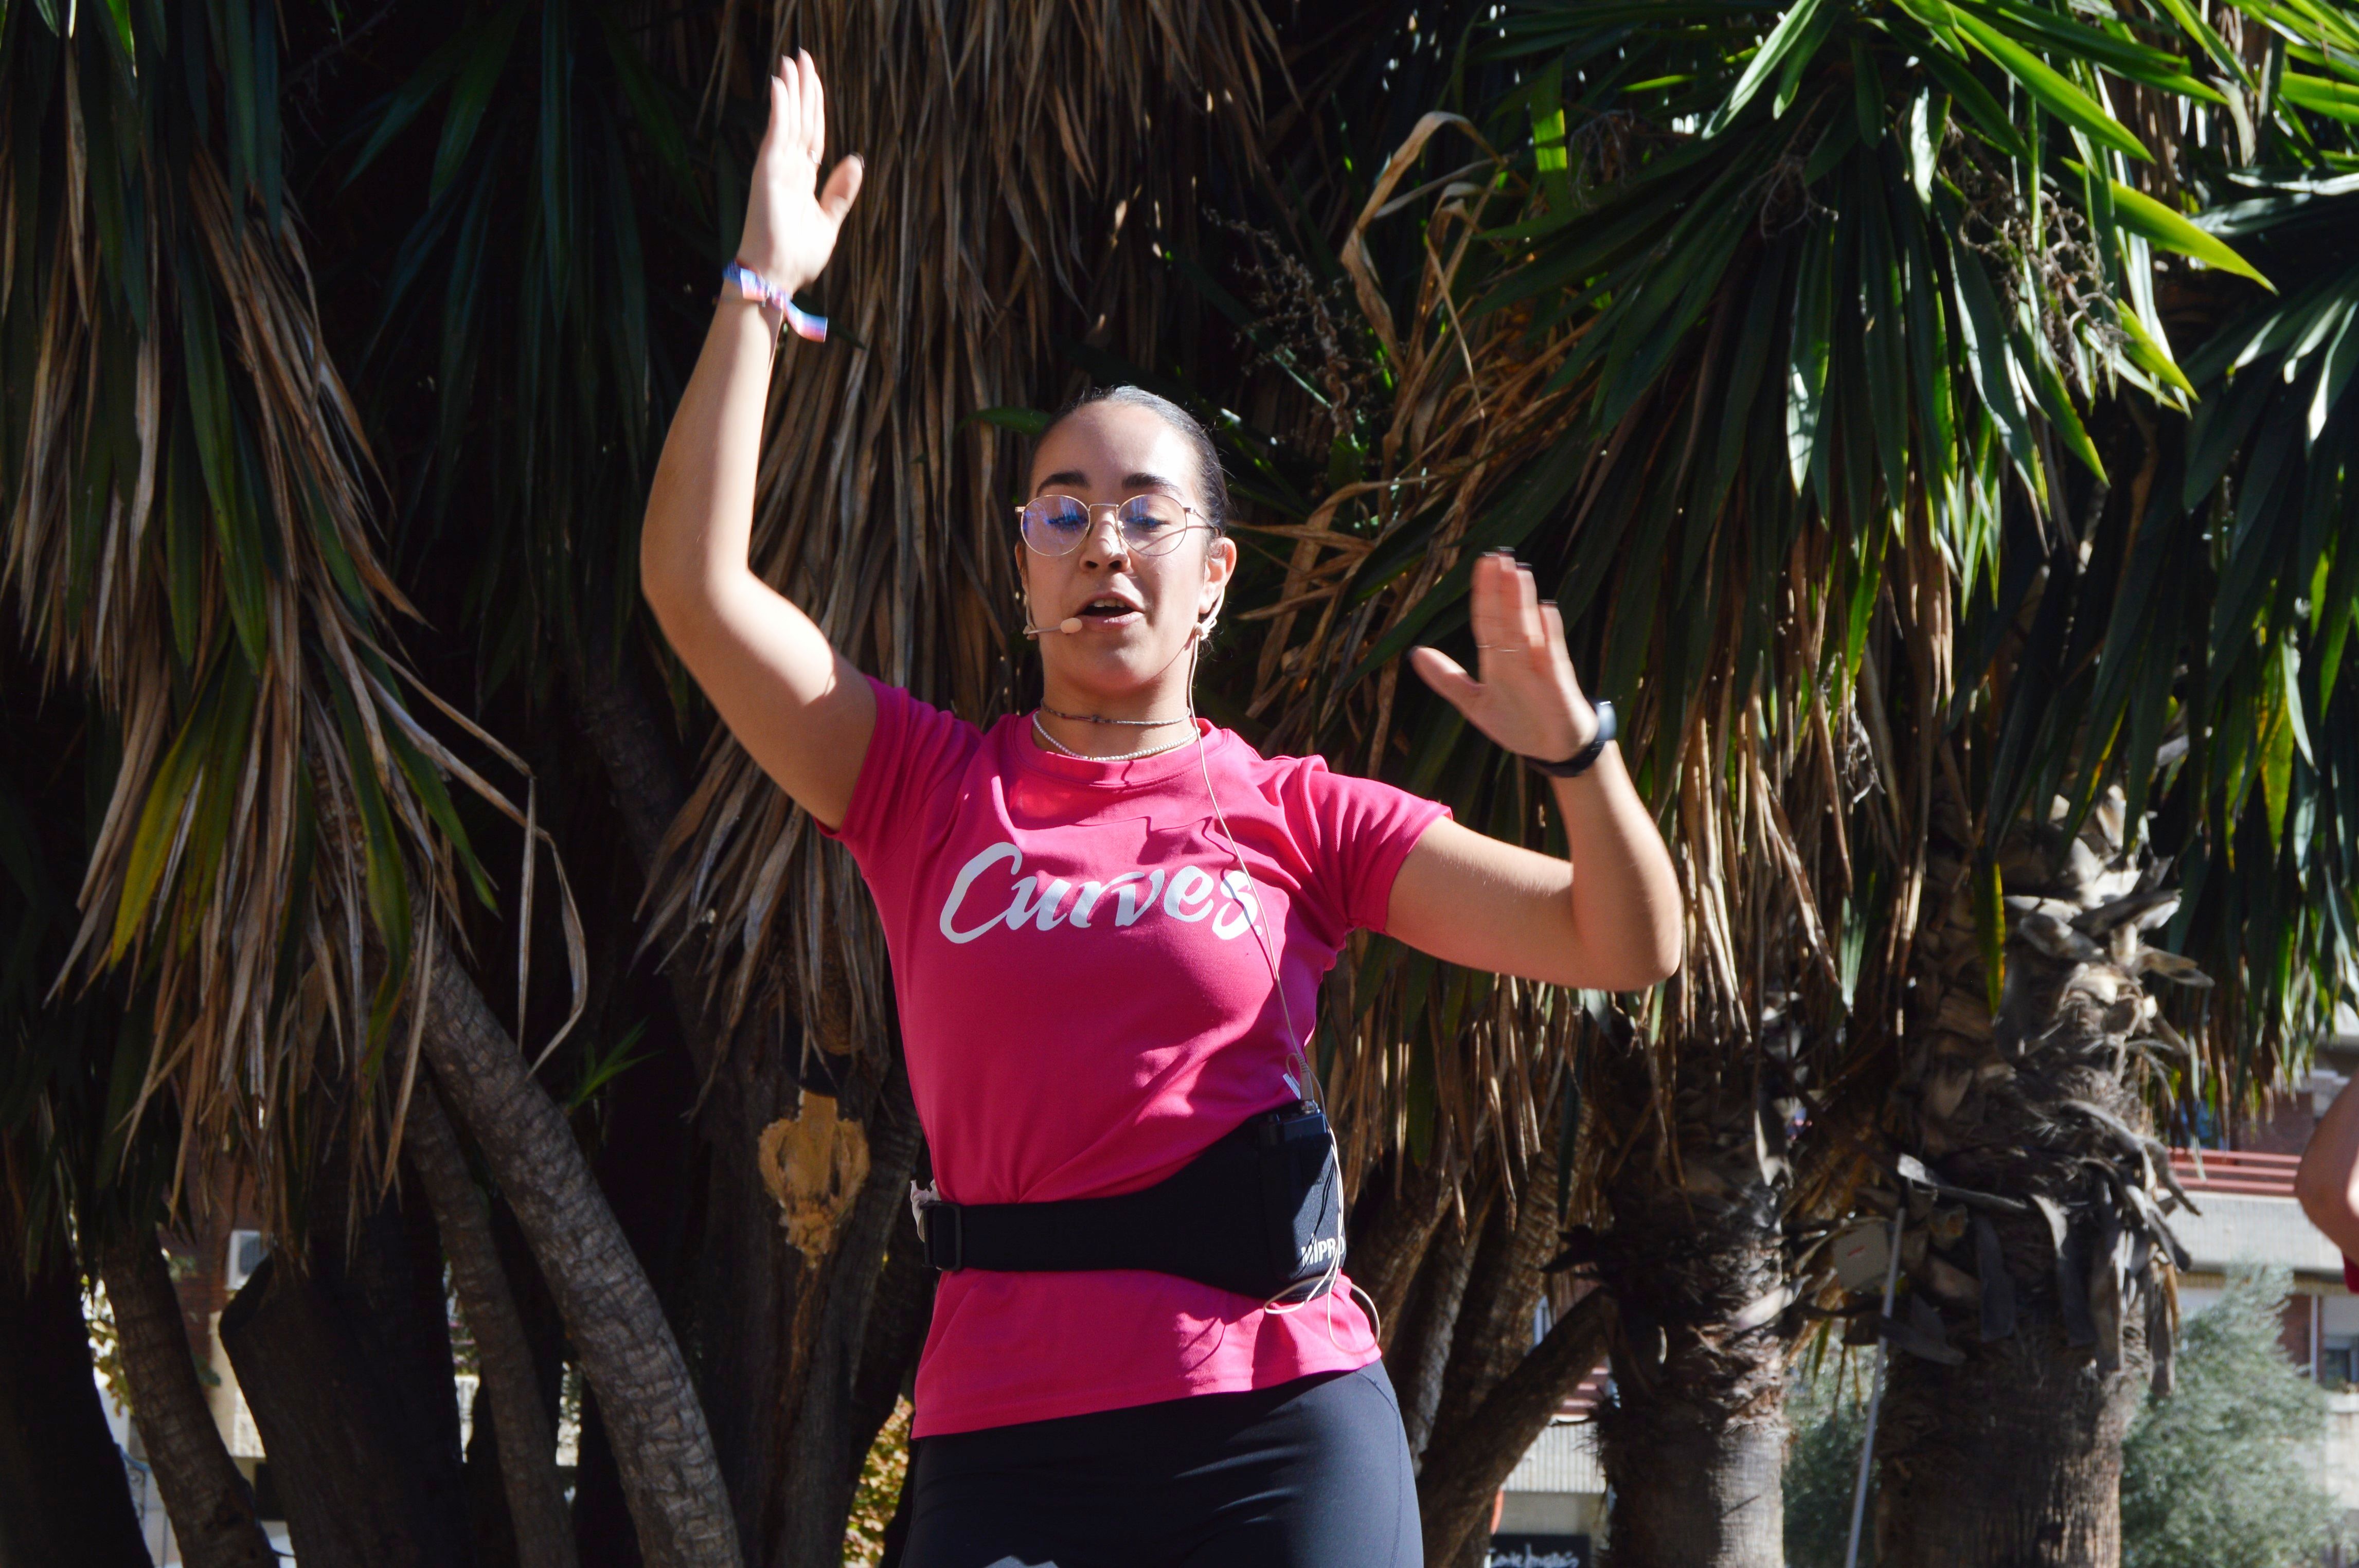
[640,53,1683,1568]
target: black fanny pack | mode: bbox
[912,1101,1346,1304]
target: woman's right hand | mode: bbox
[739,51,863,298]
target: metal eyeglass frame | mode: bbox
[1015,494,1212,558]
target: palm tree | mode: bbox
[1161,2,2359,1564]
[1,7,736,1564]
[1238,0,2355,1561]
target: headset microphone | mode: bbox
[1060,617,1084,635]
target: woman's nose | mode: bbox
[1078,510,1129,567]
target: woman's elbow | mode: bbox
[2297,1160,2357,1235]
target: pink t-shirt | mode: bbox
[822,678,1448,1437]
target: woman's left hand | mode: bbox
[1408,551,1597,765]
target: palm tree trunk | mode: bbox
[1592,1036,1790,1568]
[405,1082,579,1568]
[1872,815,2178,1567]
[422,954,743,1568]
[1416,1282,1615,1565]
[94,1228,275,1568]
[770,1062,926,1568]
[4,1233,156,1568]
[1415,1142,1604,1564]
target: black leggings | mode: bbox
[898,1362,1423,1568]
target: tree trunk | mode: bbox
[1413,1132,1615,1566]
[567,634,926,1567]
[1416,1290,1615,1567]
[769,1063,927,1568]
[1873,808,2174,1568]
[91,1227,264,1568]
[1592,1035,1790,1568]
[422,954,743,1568]
[3,1232,155,1568]
[1387,1181,1492,1460]
[217,1173,477,1568]
[406,1082,579,1568]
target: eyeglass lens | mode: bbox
[1020,495,1193,556]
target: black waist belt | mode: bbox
[913,1102,1346,1304]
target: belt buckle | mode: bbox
[909,1181,962,1271]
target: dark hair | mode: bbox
[1035,385,1230,533]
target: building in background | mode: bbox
[1487,1013,2359,1565]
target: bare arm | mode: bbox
[1385,552,1683,992]
[638,52,870,828]
[2298,1071,2359,1259]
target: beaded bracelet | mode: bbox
[722,261,828,343]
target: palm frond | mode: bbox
[0,7,541,1228]
[642,0,1278,1073]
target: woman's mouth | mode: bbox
[1071,596,1143,628]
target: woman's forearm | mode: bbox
[2298,1072,2359,1257]
[640,297,782,619]
[1552,750,1684,988]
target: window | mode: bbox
[2319,1337,2359,1391]
[225,1230,267,1292]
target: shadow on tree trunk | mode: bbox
[0,1222,153,1568]
[219,1164,475,1568]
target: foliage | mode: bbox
[1784,1352,1877,1568]
[842,1397,911,1567]
[2119,1269,2337,1568]
[0,0,545,1228]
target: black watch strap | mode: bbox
[1524,701,1616,779]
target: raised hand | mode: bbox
[738,51,863,297]
[1408,550,1599,765]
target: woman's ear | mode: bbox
[1200,535,1239,617]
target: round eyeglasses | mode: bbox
[1015,494,1209,558]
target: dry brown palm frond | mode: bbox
[645,0,1277,1073]
[1,25,563,1236]
[1236,117,1899,1225]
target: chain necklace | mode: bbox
[1038,702,1192,729]
[1031,711,1195,764]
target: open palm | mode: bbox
[1408,551,1598,764]
[739,51,862,296]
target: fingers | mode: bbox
[775,56,803,147]
[1467,551,1511,658]
[819,155,864,224]
[1408,646,1482,712]
[798,49,823,157]
[1511,556,1547,661]
[1468,550,1551,668]
[765,69,791,150]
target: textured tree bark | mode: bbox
[90,1228,265,1568]
[1415,1144,1613,1565]
[769,1064,927,1568]
[1416,1287,1614,1567]
[406,1083,579,1568]
[567,637,932,1567]
[216,1158,474,1568]
[1590,1036,1789,1568]
[1387,1182,1492,1461]
[4,1234,157,1568]
[1348,1155,1456,1346]
[422,955,744,1568]
[1876,1328,2138,1566]
[219,1244,476,1568]
[1873,813,2171,1568]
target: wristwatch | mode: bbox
[1523,701,1616,779]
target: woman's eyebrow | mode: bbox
[1031,470,1186,497]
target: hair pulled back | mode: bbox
[1035,386,1230,533]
